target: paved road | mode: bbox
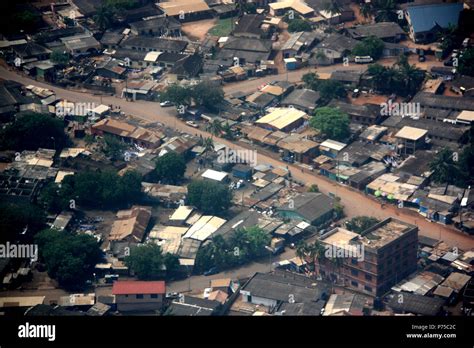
[1,66,472,294]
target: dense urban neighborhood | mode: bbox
[0,0,474,325]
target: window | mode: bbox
[151,294,158,299]
[351,281,358,288]
[136,294,144,299]
[351,269,358,276]
[351,259,358,265]
[365,274,372,281]
[364,285,373,293]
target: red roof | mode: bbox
[112,281,166,295]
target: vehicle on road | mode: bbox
[204,267,219,276]
[355,56,373,64]
[186,120,199,128]
[160,101,173,107]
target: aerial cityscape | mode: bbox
[0,0,473,344]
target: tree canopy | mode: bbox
[366,56,425,97]
[287,18,312,32]
[59,170,143,209]
[458,48,474,77]
[0,112,69,151]
[0,202,46,243]
[345,216,380,234]
[187,180,233,215]
[194,226,271,274]
[301,73,346,104]
[35,229,103,290]
[310,107,350,141]
[160,82,225,112]
[153,151,186,184]
[352,36,385,60]
[125,243,181,280]
[429,147,464,185]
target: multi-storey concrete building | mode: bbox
[314,218,418,297]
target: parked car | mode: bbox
[418,55,426,62]
[355,56,374,64]
[204,267,219,276]
[160,101,173,107]
[186,120,199,128]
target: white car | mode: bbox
[186,120,199,128]
[160,101,173,107]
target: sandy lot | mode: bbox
[181,18,217,42]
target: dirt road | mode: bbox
[0,66,472,251]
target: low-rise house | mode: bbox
[165,295,222,316]
[277,134,319,164]
[404,3,463,43]
[91,118,164,148]
[319,139,347,158]
[346,22,405,42]
[129,16,182,37]
[240,272,330,314]
[183,215,227,242]
[314,33,358,65]
[281,31,319,59]
[100,31,124,49]
[121,36,188,54]
[157,0,212,21]
[61,34,100,55]
[112,280,166,312]
[233,14,266,39]
[395,126,428,155]
[323,293,369,316]
[388,292,445,315]
[95,58,126,79]
[280,88,320,113]
[329,70,364,87]
[277,192,335,226]
[109,206,152,243]
[218,37,273,65]
[269,0,314,18]
[328,100,382,126]
[256,107,307,133]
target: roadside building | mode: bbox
[315,218,418,296]
[109,206,152,243]
[276,192,335,226]
[256,108,307,133]
[112,280,166,312]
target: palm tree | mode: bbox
[94,6,114,31]
[322,0,342,17]
[372,0,398,23]
[360,2,373,20]
[201,136,214,166]
[222,122,234,140]
[207,119,223,139]
[308,240,327,278]
[397,55,425,97]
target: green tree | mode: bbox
[302,72,320,90]
[310,107,350,141]
[50,49,70,66]
[192,82,225,112]
[308,184,319,192]
[429,148,462,185]
[0,203,46,243]
[35,229,103,290]
[154,151,186,184]
[372,0,398,22]
[322,0,342,17]
[187,180,233,215]
[39,182,70,214]
[160,84,192,107]
[396,55,425,97]
[287,18,312,32]
[101,135,127,161]
[352,36,385,60]
[317,80,347,104]
[0,112,69,151]
[94,6,115,31]
[60,170,142,209]
[125,243,180,280]
[345,216,380,234]
[458,48,474,77]
[207,119,223,138]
